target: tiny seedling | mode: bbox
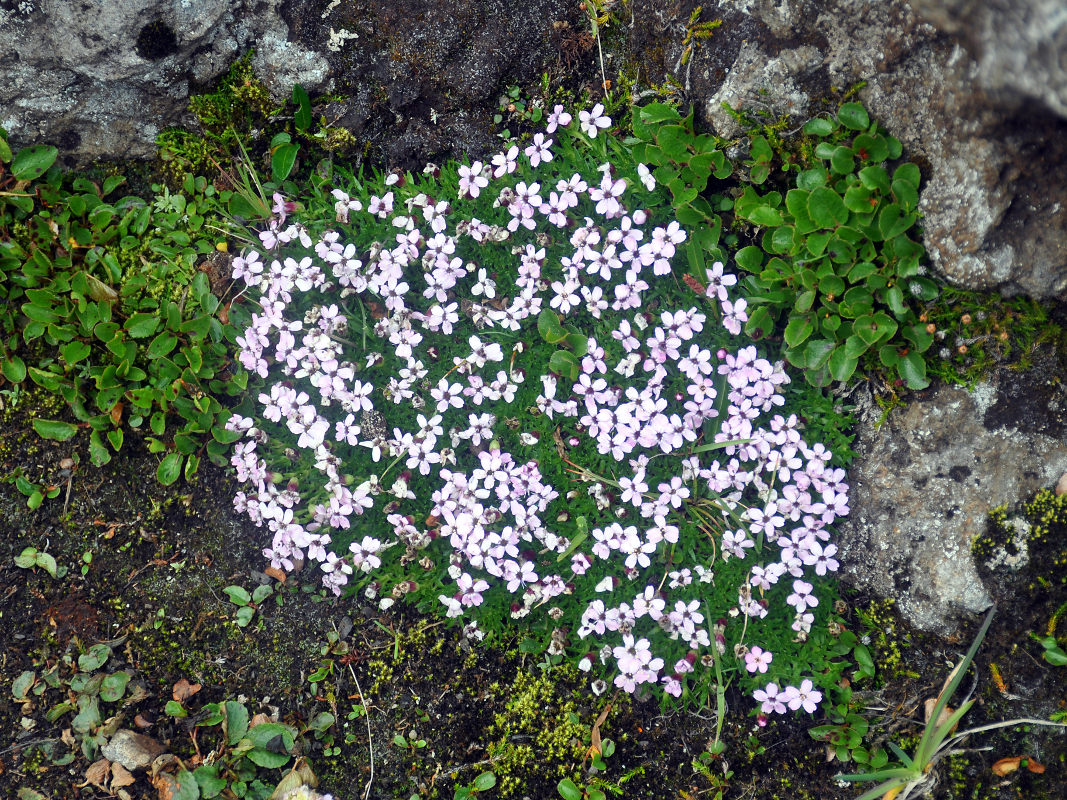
[224,582,274,627]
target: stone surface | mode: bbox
[628,0,1067,299]
[838,350,1067,634]
[0,0,328,166]
[280,0,582,170]
[100,730,166,771]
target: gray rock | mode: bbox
[100,729,167,771]
[0,1,327,166]
[838,370,1067,634]
[635,0,1067,299]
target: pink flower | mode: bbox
[744,646,773,674]
[579,103,611,137]
[753,682,788,715]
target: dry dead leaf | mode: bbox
[923,697,956,732]
[582,701,613,766]
[264,566,288,583]
[172,678,202,703]
[61,728,76,747]
[992,755,1045,776]
[83,758,111,788]
[111,762,136,789]
[249,712,272,728]
[992,756,1023,776]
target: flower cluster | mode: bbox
[223,102,848,713]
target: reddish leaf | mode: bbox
[172,678,202,703]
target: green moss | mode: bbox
[976,489,1067,588]
[485,668,590,797]
[855,599,911,680]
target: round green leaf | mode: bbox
[852,133,889,163]
[802,117,837,137]
[157,452,183,485]
[33,419,78,441]
[893,162,921,189]
[61,340,92,365]
[837,102,870,131]
[828,346,859,382]
[146,331,178,358]
[747,205,784,227]
[830,146,855,176]
[557,779,583,800]
[735,245,764,272]
[2,356,27,383]
[124,312,159,339]
[548,350,579,381]
[537,309,568,344]
[12,144,59,181]
[473,772,497,791]
[100,671,130,702]
[784,315,815,348]
[897,351,930,389]
[796,168,828,191]
[807,187,848,229]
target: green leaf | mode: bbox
[247,722,296,752]
[537,309,568,344]
[156,452,183,485]
[473,772,497,791]
[146,331,178,359]
[897,351,930,389]
[100,671,130,702]
[639,103,682,124]
[807,187,848,228]
[828,346,859,382]
[893,162,921,189]
[246,747,290,768]
[78,643,111,672]
[33,419,78,441]
[272,143,300,183]
[858,165,891,194]
[852,133,889,163]
[548,350,579,381]
[843,183,873,213]
[796,167,828,191]
[878,203,915,240]
[225,700,250,745]
[292,83,312,132]
[838,102,870,131]
[12,670,36,700]
[735,245,763,272]
[194,765,228,798]
[224,585,252,606]
[795,289,816,313]
[251,583,273,604]
[803,117,837,137]
[172,769,200,800]
[61,340,92,365]
[124,312,159,338]
[803,339,836,370]
[747,205,784,227]
[784,315,815,348]
[89,431,111,467]
[165,699,188,718]
[844,334,871,359]
[2,356,27,383]
[656,125,690,161]
[12,144,59,181]
[557,778,583,800]
[830,146,855,175]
